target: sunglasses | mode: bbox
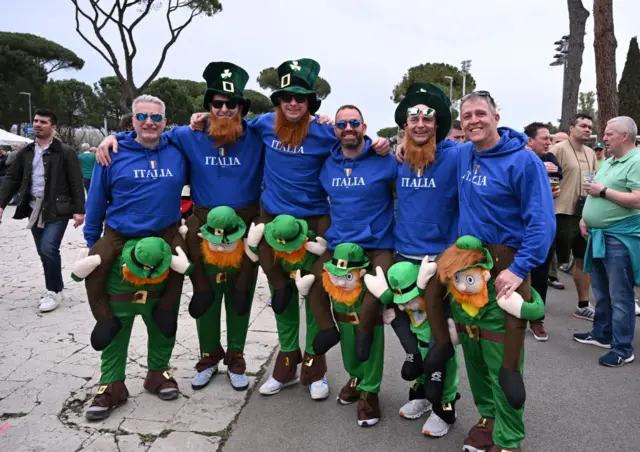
[461,90,497,108]
[280,93,307,104]
[135,112,164,123]
[335,119,362,130]
[407,107,436,118]
[211,99,238,110]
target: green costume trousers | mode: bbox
[272,283,318,355]
[196,277,257,354]
[416,341,459,403]
[100,300,176,384]
[337,320,384,393]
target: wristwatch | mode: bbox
[599,187,608,198]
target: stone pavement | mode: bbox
[0,206,279,452]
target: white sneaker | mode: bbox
[635,299,640,316]
[191,365,218,390]
[422,411,452,437]
[310,375,329,400]
[399,398,431,419]
[259,374,299,396]
[39,291,61,312]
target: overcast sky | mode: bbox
[2,0,639,136]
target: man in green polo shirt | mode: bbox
[594,142,606,170]
[575,116,640,368]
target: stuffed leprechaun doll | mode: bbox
[245,214,330,399]
[424,236,544,452]
[71,237,194,421]
[190,206,260,392]
[365,259,461,437]
[295,243,384,427]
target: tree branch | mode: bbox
[111,0,133,83]
[127,0,154,61]
[92,0,119,29]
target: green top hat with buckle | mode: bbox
[388,261,422,305]
[455,235,493,272]
[122,237,173,280]
[200,206,247,245]
[270,58,322,114]
[394,82,452,143]
[324,243,370,277]
[202,61,251,116]
[264,214,309,252]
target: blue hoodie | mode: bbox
[84,133,188,248]
[320,137,396,250]
[457,127,556,278]
[249,112,336,218]
[153,125,263,208]
[395,138,461,257]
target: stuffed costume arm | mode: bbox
[71,249,102,281]
[245,222,265,262]
[497,288,544,321]
[363,266,393,305]
[305,236,327,256]
[170,246,194,275]
[295,271,315,296]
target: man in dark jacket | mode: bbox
[0,108,85,312]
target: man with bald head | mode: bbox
[553,131,569,144]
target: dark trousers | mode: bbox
[84,223,185,322]
[186,204,259,294]
[529,242,555,321]
[31,220,68,293]
[83,178,91,194]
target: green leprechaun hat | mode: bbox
[394,82,452,143]
[388,261,422,305]
[200,206,247,245]
[455,235,493,272]
[324,243,370,277]
[264,214,309,253]
[122,237,173,280]
[202,61,251,116]
[270,58,322,114]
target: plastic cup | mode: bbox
[582,170,596,184]
[549,176,560,188]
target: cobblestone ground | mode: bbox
[0,206,279,452]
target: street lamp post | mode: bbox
[460,60,472,97]
[19,92,32,131]
[444,76,454,112]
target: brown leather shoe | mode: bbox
[85,381,129,421]
[489,446,522,452]
[300,352,327,386]
[144,370,179,401]
[337,378,361,405]
[272,349,302,384]
[529,320,548,342]
[463,417,495,451]
[357,391,380,427]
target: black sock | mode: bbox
[578,300,589,308]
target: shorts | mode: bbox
[555,214,586,263]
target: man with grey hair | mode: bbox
[77,94,190,418]
[574,116,640,367]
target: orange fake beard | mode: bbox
[275,108,310,148]
[322,271,363,306]
[403,133,437,171]
[122,266,169,287]
[208,112,243,145]
[447,276,489,309]
[273,239,308,264]
[201,239,245,269]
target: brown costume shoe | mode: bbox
[489,447,522,452]
[144,370,179,401]
[463,417,495,451]
[300,352,327,386]
[337,378,361,405]
[272,349,302,384]
[357,391,380,427]
[225,350,249,391]
[85,381,129,421]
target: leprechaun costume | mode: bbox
[366,259,461,437]
[426,236,545,452]
[296,243,384,427]
[71,237,194,421]
[245,214,330,399]
[191,206,259,392]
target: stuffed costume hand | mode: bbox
[178,219,188,241]
[71,252,102,281]
[417,258,438,290]
[363,266,392,303]
[170,246,193,275]
[294,271,315,296]
[305,236,327,256]
[247,222,265,247]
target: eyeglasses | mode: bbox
[135,113,164,123]
[461,90,496,108]
[280,93,307,104]
[211,99,239,110]
[407,107,436,118]
[335,119,362,129]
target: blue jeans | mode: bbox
[590,236,636,359]
[31,220,68,293]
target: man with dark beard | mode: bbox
[387,83,463,434]
[190,58,390,399]
[95,62,265,391]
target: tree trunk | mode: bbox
[593,0,617,140]
[119,81,138,114]
[561,0,590,132]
